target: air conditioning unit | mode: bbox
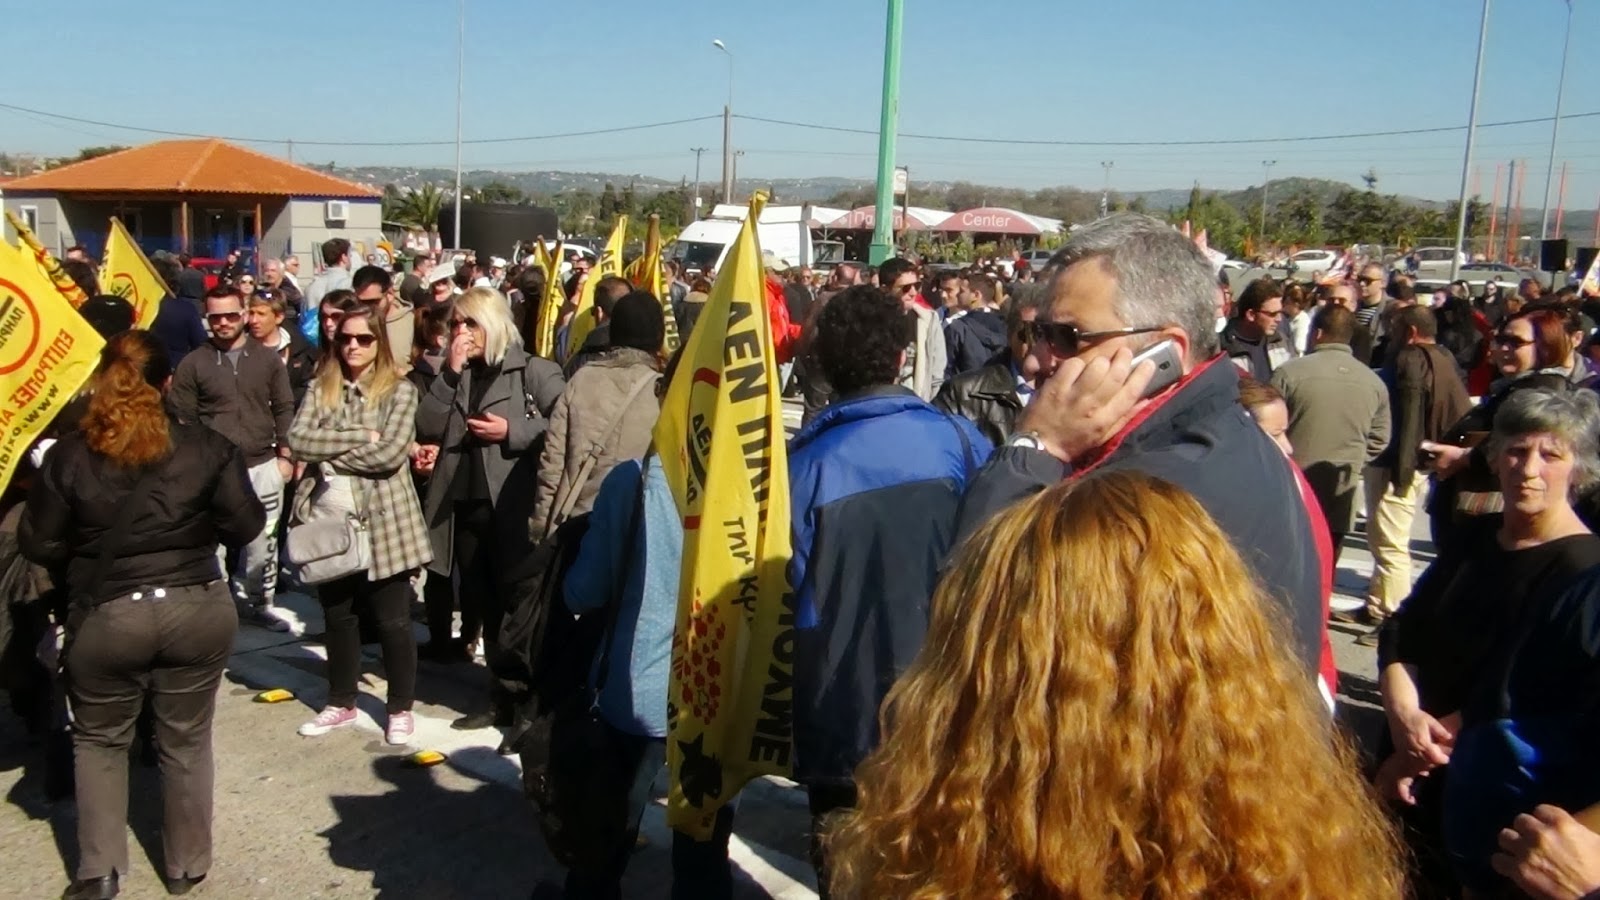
[325,200,349,222]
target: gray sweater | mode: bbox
[167,339,295,466]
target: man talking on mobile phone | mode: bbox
[954,214,1336,699]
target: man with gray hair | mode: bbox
[955,213,1334,691]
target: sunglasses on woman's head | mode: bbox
[338,332,377,347]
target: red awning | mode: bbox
[827,206,929,232]
[936,207,1042,236]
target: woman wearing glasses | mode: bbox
[1422,307,1576,552]
[414,287,564,727]
[287,305,432,745]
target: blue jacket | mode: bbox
[788,386,990,786]
[150,294,208,371]
[563,456,682,738]
[956,355,1325,675]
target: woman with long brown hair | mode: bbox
[824,470,1404,899]
[288,303,431,745]
[22,330,264,900]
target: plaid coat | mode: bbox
[287,378,432,580]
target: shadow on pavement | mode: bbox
[319,751,546,899]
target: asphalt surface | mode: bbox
[0,402,1416,899]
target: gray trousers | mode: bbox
[65,581,237,881]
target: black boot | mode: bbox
[62,874,118,900]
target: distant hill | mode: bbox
[324,163,1596,243]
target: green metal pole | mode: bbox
[868,0,903,266]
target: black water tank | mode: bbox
[437,203,559,255]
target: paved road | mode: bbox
[0,402,1420,899]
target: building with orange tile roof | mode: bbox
[0,139,383,263]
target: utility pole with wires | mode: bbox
[1099,161,1114,217]
[689,147,708,220]
[1260,160,1278,240]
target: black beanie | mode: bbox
[79,294,136,338]
[609,291,665,353]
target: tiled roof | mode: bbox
[3,139,380,198]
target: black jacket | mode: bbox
[563,323,611,380]
[271,328,318,409]
[1219,319,1290,382]
[943,311,1009,379]
[933,360,1023,447]
[167,339,296,466]
[20,423,265,606]
[954,356,1326,675]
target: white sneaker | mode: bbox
[385,711,415,746]
[298,706,357,736]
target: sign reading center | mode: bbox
[0,278,42,377]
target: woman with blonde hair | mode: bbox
[414,286,563,728]
[825,470,1403,899]
[22,330,264,899]
[288,304,432,745]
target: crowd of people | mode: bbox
[5,214,1600,899]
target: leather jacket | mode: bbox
[932,361,1023,448]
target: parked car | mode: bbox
[1019,248,1056,271]
[1268,249,1339,282]
[1403,246,1470,280]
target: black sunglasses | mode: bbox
[1494,333,1534,348]
[205,311,242,323]
[449,316,480,331]
[338,332,378,347]
[1025,321,1163,357]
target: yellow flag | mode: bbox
[4,210,88,308]
[653,191,793,839]
[0,238,107,495]
[566,216,627,358]
[625,214,680,353]
[534,239,564,360]
[99,217,166,329]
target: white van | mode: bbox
[672,203,843,276]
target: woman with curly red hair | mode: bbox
[824,470,1403,898]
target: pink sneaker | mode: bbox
[298,706,357,737]
[385,711,415,746]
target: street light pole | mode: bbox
[1451,0,1492,283]
[1540,0,1575,240]
[1260,160,1277,239]
[1100,161,1114,217]
[452,0,465,250]
[713,40,734,203]
[869,0,904,266]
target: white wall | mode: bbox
[275,198,384,263]
[0,195,69,250]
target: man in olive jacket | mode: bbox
[1271,305,1391,573]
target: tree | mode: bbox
[1170,191,1248,256]
[475,181,526,204]
[1267,189,1326,248]
[393,184,446,236]
[598,183,620,221]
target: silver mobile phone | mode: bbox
[1130,339,1183,399]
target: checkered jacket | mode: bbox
[287,378,433,580]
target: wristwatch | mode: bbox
[1006,431,1045,451]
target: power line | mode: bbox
[0,102,720,147]
[734,110,1600,148]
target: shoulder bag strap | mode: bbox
[549,370,659,529]
[940,413,977,479]
[592,451,652,695]
[79,461,165,608]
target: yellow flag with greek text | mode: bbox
[0,238,106,494]
[4,210,87,308]
[534,239,564,360]
[625,214,679,353]
[99,217,165,329]
[653,191,793,839]
[566,216,626,359]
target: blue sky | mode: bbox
[5,0,1598,207]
